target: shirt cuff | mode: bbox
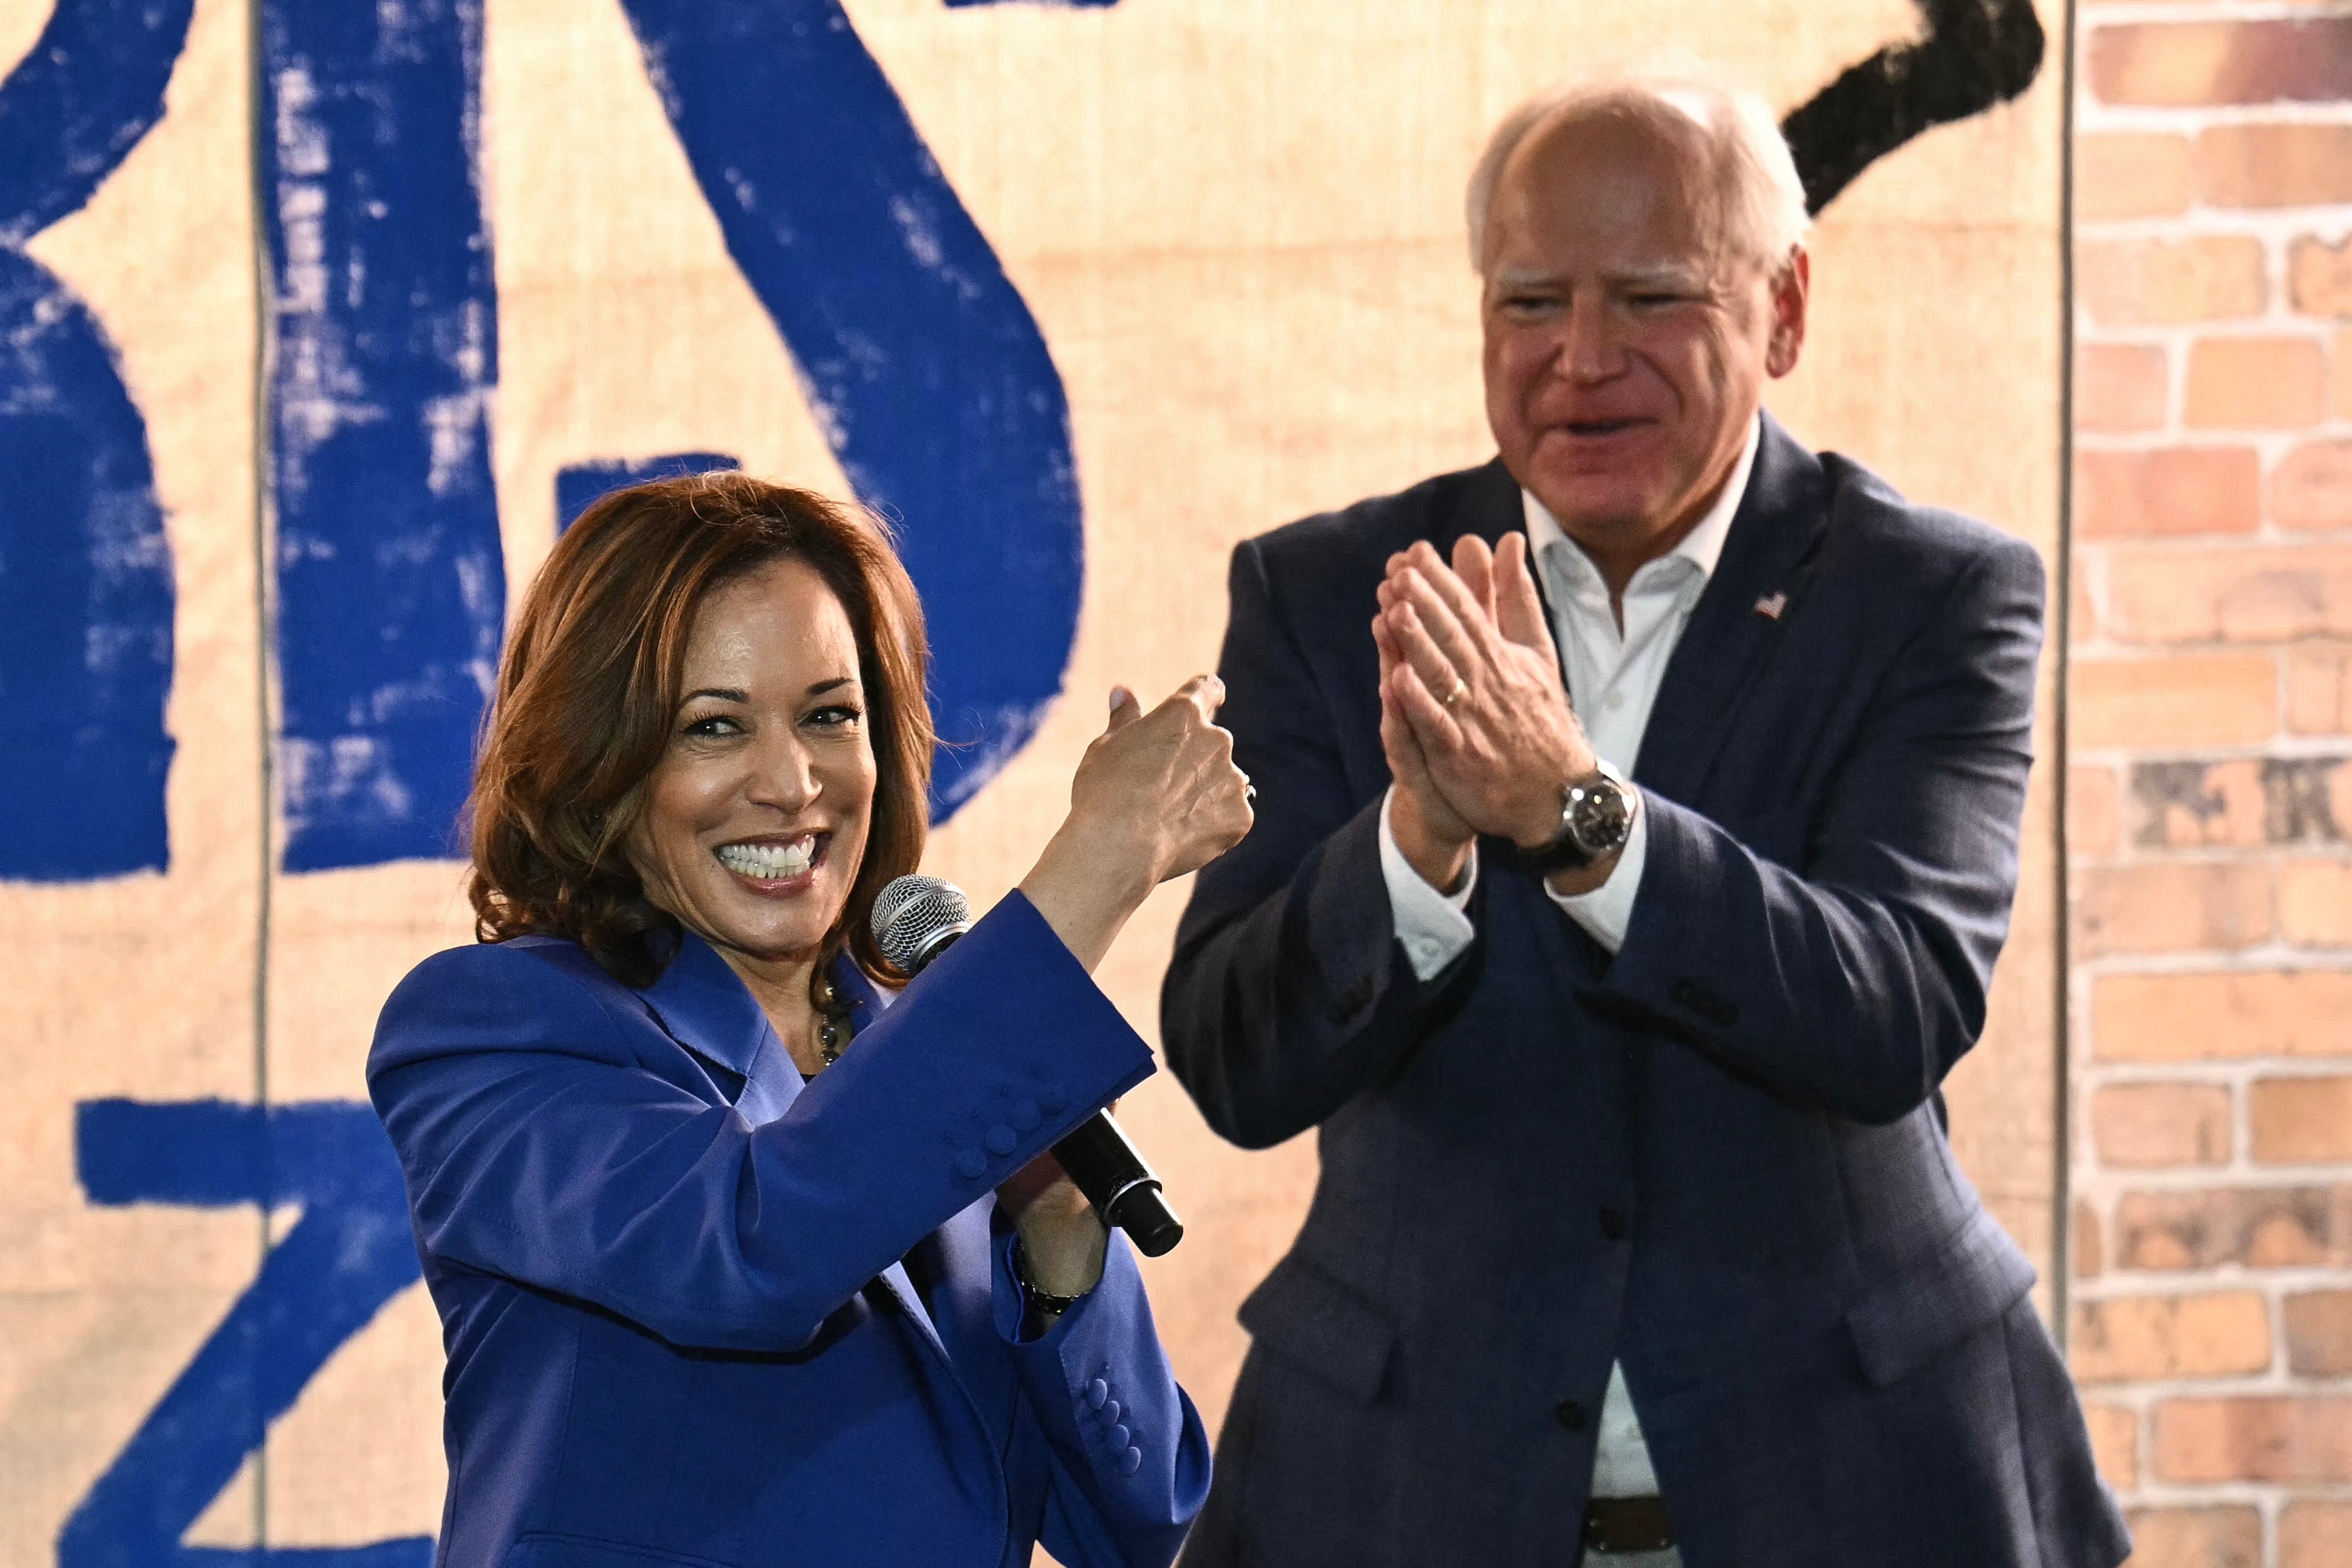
[1544,789,1647,955]
[1378,787,1475,983]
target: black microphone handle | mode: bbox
[894,913,1182,1256]
[1051,1112,1185,1258]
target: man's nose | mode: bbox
[1554,298,1624,383]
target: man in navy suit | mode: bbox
[1162,71,2130,1568]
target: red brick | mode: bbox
[2198,125,2352,209]
[2071,764,2121,858]
[2274,440,2352,532]
[2285,644,2352,735]
[2075,133,2195,222]
[2277,861,2352,945]
[2078,448,2259,538]
[2106,546,2352,644]
[2249,1075,2352,1163]
[2119,1506,2260,1568]
[2132,759,2267,849]
[2086,1402,2139,1492]
[2290,235,2352,318]
[2096,972,2352,1063]
[2184,337,2328,430]
[2281,1499,2352,1568]
[2075,344,2169,434]
[2154,1395,2352,1482]
[2075,1197,2105,1280]
[2072,654,2276,749]
[2090,1082,2233,1166]
[2078,861,2271,955]
[2079,236,2267,326]
[2112,1184,2352,1270]
[2071,1291,2271,1382]
[2089,19,2352,106]
[2285,1289,2352,1375]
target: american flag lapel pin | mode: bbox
[1753,590,1789,620]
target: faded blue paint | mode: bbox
[618,0,1085,819]
[262,0,506,871]
[62,1099,430,1568]
[556,452,741,533]
[0,0,189,881]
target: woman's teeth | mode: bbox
[717,838,816,880]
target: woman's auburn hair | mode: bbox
[467,471,933,989]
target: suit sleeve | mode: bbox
[1595,537,2046,1125]
[367,892,1155,1352]
[1160,536,1478,1151]
[988,1233,1212,1568]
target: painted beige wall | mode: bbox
[0,0,2060,1555]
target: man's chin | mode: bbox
[1525,477,1660,540]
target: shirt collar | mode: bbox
[1520,411,1762,594]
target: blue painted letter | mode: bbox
[0,0,189,880]
[619,0,1085,818]
[262,0,505,870]
[62,1099,429,1568]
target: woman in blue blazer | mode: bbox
[368,474,1247,1568]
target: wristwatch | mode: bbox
[1518,763,1638,876]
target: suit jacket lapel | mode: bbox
[642,939,947,1355]
[1631,413,1829,804]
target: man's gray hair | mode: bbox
[1464,68,1811,274]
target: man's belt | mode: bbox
[1582,1495,1676,1555]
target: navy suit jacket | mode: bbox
[369,892,1210,1568]
[1162,417,2130,1568]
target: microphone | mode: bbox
[872,874,1185,1258]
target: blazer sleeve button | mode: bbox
[1087,1377,1109,1410]
[1555,1398,1586,1432]
[1109,1423,1131,1450]
[985,1124,1018,1156]
[953,1149,988,1181]
[1100,1399,1122,1426]
[1119,1445,1143,1477]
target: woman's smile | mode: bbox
[713,831,831,893]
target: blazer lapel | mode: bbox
[1445,457,1529,557]
[1631,413,1830,805]
[827,962,949,1357]
[640,940,947,1355]
[638,931,802,1122]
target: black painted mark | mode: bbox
[1780,0,2046,213]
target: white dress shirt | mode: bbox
[1375,414,1762,1501]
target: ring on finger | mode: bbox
[1441,676,1470,708]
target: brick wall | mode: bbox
[2069,4,2352,1565]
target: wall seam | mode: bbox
[245,0,274,1544]
[2053,0,2081,1353]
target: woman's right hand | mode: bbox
[1019,677,1254,973]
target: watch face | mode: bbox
[1570,778,1633,854]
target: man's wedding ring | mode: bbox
[1441,677,1469,708]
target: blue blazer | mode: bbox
[1163,417,2130,1568]
[369,892,1210,1568]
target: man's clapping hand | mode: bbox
[1372,534,1606,890]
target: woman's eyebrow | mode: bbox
[807,676,858,697]
[681,687,750,705]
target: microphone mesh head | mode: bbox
[870,874,972,974]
